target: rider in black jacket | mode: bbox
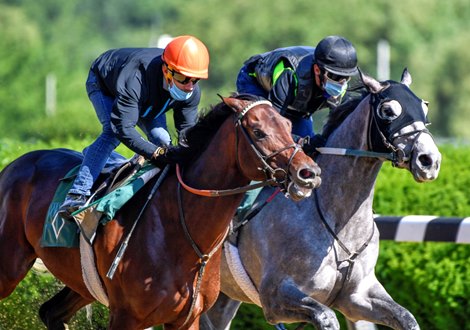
[58,35,210,219]
[235,35,359,220]
[236,35,359,140]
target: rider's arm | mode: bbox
[111,83,158,160]
[268,69,297,115]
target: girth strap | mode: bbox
[176,182,229,329]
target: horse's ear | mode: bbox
[221,96,245,114]
[359,68,383,94]
[400,68,412,87]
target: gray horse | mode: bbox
[201,69,441,330]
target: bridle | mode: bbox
[312,84,432,307]
[316,84,431,167]
[367,88,431,167]
[235,100,302,191]
[176,99,302,328]
[176,99,302,196]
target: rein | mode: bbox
[315,146,395,161]
[176,164,275,197]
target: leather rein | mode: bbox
[176,99,301,197]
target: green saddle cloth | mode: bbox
[40,162,159,248]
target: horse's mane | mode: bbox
[180,93,265,162]
[321,81,369,139]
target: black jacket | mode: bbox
[243,46,326,119]
[90,48,200,159]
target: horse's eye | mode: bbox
[377,100,402,121]
[252,129,266,139]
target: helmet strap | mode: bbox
[318,68,327,86]
[165,72,173,85]
[162,64,173,85]
[313,64,324,87]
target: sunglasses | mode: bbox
[325,71,350,83]
[167,66,200,85]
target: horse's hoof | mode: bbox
[315,310,340,330]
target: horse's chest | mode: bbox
[315,250,354,291]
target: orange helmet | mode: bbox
[162,35,209,79]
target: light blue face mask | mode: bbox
[169,82,193,101]
[323,79,348,98]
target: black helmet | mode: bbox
[314,36,358,76]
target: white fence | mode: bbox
[347,215,469,330]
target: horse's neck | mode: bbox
[317,99,383,231]
[182,120,249,250]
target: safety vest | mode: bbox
[244,46,317,115]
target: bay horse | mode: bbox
[0,95,321,329]
[200,70,441,330]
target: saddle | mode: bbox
[41,153,161,248]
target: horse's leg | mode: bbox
[0,211,36,299]
[200,292,242,330]
[335,277,419,330]
[39,286,92,330]
[259,277,340,330]
[0,258,35,299]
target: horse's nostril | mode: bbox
[299,168,316,179]
[418,154,433,167]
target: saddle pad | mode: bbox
[224,241,262,306]
[40,160,160,248]
[41,166,81,248]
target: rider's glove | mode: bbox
[150,145,193,167]
[150,147,168,168]
[299,134,326,156]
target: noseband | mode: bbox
[235,100,301,191]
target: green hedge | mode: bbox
[372,144,470,330]
[0,142,468,329]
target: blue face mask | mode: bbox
[169,82,193,101]
[323,79,348,98]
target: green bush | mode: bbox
[372,144,470,330]
[0,271,108,329]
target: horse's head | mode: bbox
[223,95,321,200]
[362,68,441,182]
